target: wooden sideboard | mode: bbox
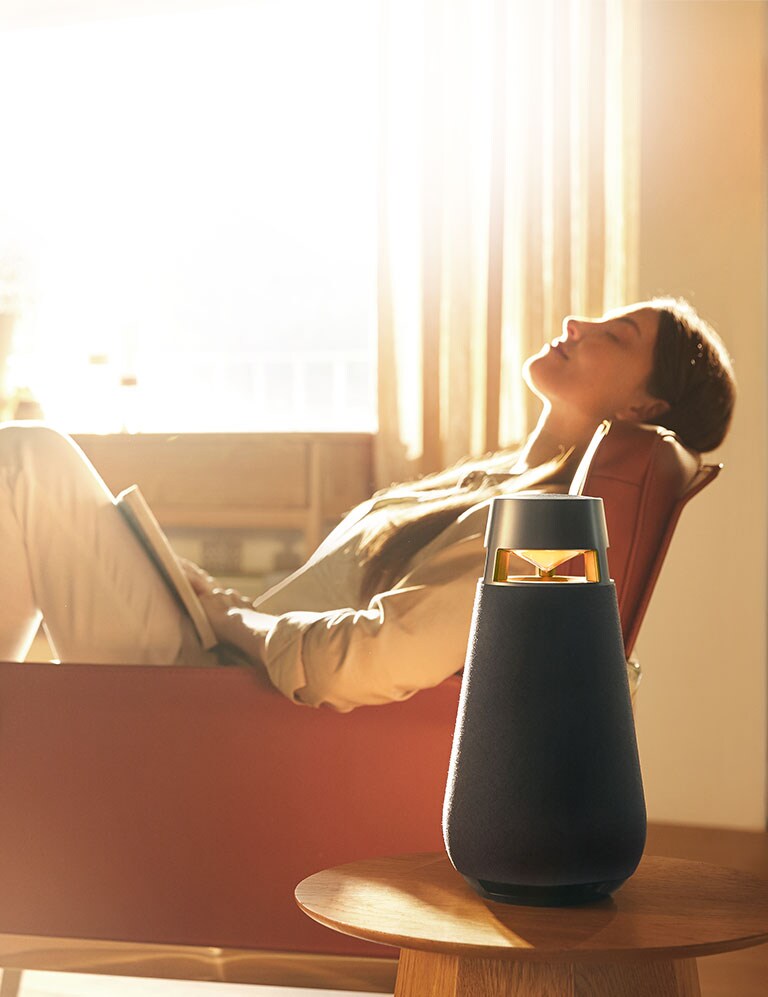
[74,432,375,553]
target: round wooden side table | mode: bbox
[296,852,768,996]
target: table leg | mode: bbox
[0,970,22,997]
[394,948,701,997]
[573,959,701,996]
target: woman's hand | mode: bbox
[180,557,253,608]
[180,557,274,662]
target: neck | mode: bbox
[514,406,603,477]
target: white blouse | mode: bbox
[252,466,553,712]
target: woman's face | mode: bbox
[523,304,668,423]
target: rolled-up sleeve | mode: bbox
[262,541,483,712]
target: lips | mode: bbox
[550,339,569,360]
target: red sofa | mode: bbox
[0,423,718,978]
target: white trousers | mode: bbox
[0,424,193,664]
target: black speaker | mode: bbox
[442,495,646,906]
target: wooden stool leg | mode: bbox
[395,949,585,996]
[574,959,701,996]
[0,969,22,997]
[395,949,702,997]
[394,949,459,996]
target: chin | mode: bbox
[522,347,557,397]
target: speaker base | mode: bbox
[465,875,625,907]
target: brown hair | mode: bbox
[359,496,479,602]
[357,455,566,603]
[646,297,736,452]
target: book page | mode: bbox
[115,485,218,651]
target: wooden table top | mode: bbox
[295,852,768,963]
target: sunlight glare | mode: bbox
[0,0,377,432]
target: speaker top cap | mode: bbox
[484,494,609,554]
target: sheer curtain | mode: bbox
[376,0,640,487]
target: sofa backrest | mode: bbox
[581,421,720,655]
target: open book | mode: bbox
[115,485,218,650]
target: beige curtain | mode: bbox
[376,0,640,487]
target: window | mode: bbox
[0,0,378,432]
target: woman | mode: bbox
[0,297,734,711]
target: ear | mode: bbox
[614,396,670,424]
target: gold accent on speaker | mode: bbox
[492,548,601,583]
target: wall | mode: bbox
[634,1,767,828]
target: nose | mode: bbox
[565,318,582,341]
[565,317,602,341]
